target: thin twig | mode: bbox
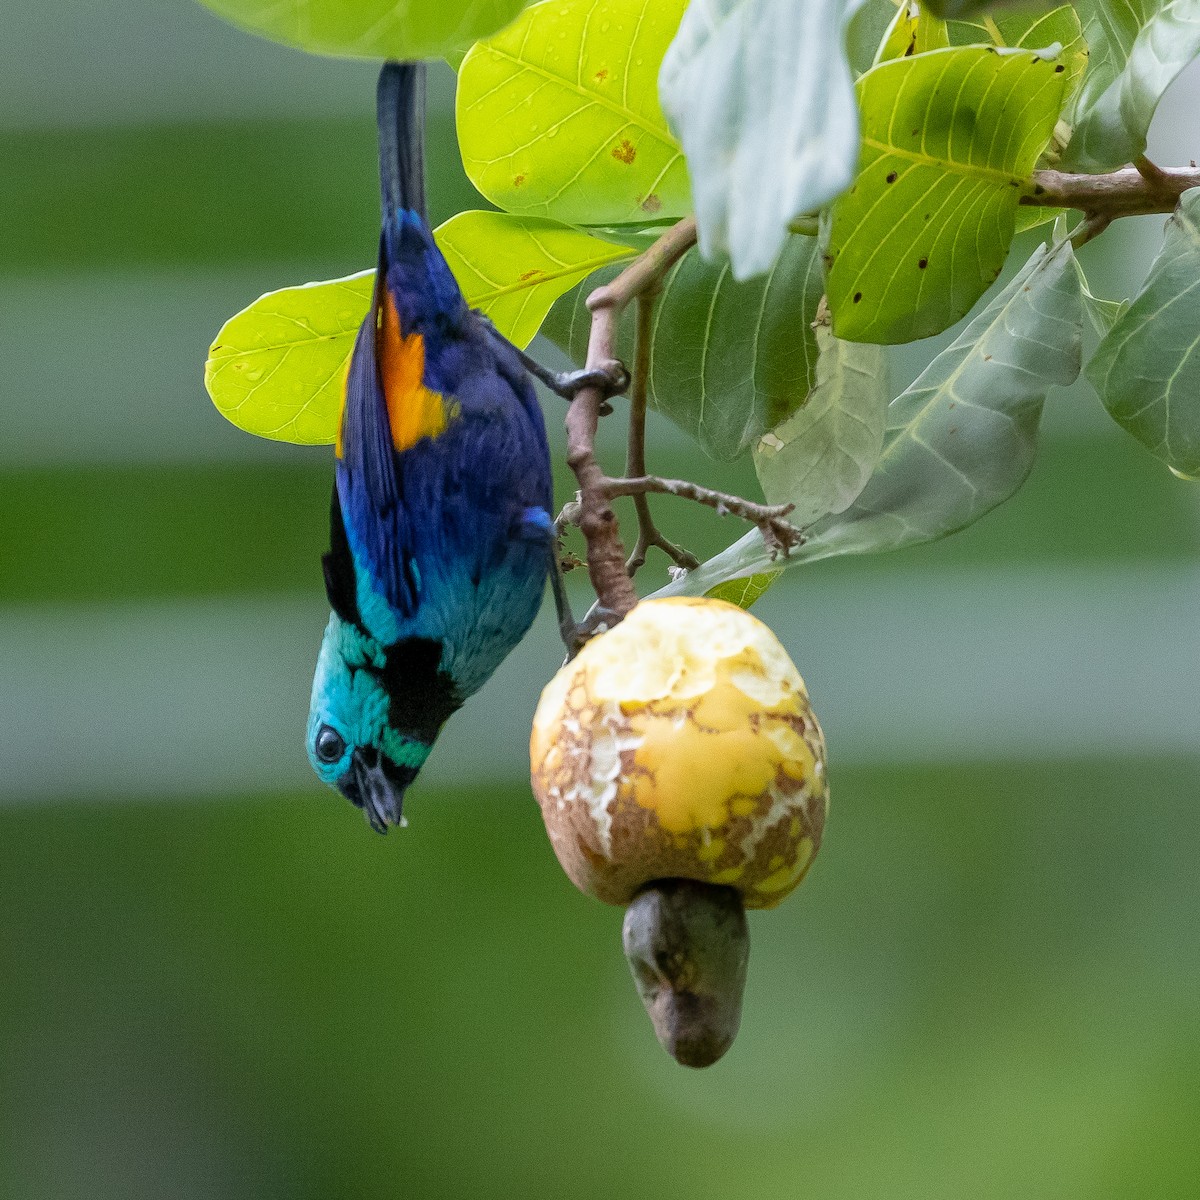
[625,292,700,576]
[564,217,699,619]
[604,475,803,558]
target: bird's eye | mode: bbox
[315,725,346,764]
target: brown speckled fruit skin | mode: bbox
[530,598,828,909]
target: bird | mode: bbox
[306,61,609,834]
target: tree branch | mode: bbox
[564,217,698,619]
[1026,163,1200,217]
[565,162,1198,620]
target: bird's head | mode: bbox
[307,614,458,833]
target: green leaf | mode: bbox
[657,0,863,280]
[949,2,1086,224]
[456,0,690,227]
[846,0,906,76]
[436,211,635,348]
[825,44,1068,344]
[1086,188,1200,477]
[948,5,1088,100]
[1014,204,1068,233]
[196,0,529,59]
[205,213,632,445]
[1073,256,1129,336]
[924,0,1055,16]
[705,572,781,609]
[876,1,949,63]
[752,306,888,527]
[205,271,373,446]
[542,235,825,460]
[875,2,918,62]
[656,237,1083,595]
[1064,1,1200,171]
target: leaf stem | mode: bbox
[1070,212,1113,249]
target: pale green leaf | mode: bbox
[1086,188,1200,476]
[205,214,631,445]
[825,44,1068,344]
[456,0,690,227]
[655,238,1083,596]
[205,271,373,446]
[705,572,781,609]
[924,0,1055,16]
[1073,255,1130,336]
[437,211,635,348]
[196,0,529,58]
[1065,1,1200,171]
[543,235,825,460]
[658,0,862,280]
[753,309,888,527]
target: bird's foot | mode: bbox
[521,353,629,405]
[560,605,622,657]
[478,315,629,406]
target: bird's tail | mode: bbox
[377,61,427,226]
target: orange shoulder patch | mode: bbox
[379,290,449,453]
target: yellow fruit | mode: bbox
[529,597,827,908]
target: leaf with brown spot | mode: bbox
[204,212,635,444]
[612,139,637,165]
[457,0,691,226]
[825,44,1067,343]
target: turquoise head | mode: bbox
[307,613,458,832]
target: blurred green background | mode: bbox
[3,4,1200,1197]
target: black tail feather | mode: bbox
[377,61,427,225]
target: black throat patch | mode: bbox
[378,636,462,744]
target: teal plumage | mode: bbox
[306,62,554,832]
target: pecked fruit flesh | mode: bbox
[530,597,828,909]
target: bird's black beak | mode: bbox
[340,747,418,834]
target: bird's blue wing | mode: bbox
[335,245,421,624]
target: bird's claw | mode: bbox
[561,605,621,658]
[479,317,629,404]
[551,360,630,401]
[518,347,629,405]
